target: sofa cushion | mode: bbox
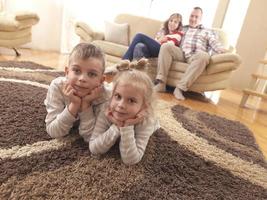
[104,21,129,46]
[212,28,229,49]
[92,40,128,58]
[114,14,162,43]
[14,11,39,21]
[0,12,39,31]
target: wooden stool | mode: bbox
[240,60,267,107]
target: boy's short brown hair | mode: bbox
[68,43,105,72]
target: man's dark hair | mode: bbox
[194,6,203,14]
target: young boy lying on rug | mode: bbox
[44,43,109,142]
[89,68,160,165]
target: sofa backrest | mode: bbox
[114,13,162,44]
[212,28,229,49]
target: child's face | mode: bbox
[110,83,145,122]
[168,16,180,33]
[65,58,104,97]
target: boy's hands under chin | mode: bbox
[81,85,104,111]
[124,108,148,127]
[62,82,82,117]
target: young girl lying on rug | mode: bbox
[89,68,160,165]
[44,43,109,142]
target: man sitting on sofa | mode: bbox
[154,7,226,100]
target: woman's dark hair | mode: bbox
[162,13,183,34]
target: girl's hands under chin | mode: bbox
[124,108,148,127]
[105,107,124,127]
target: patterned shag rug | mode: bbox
[0,61,266,199]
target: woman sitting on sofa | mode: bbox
[118,13,183,68]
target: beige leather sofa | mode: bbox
[0,11,39,56]
[75,13,241,92]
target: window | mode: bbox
[222,0,250,46]
[148,0,219,27]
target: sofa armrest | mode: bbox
[206,53,242,74]
[14,11,39,21]
[75,22,94,36]
[93,31,105,40]
[0,11,39,31]
[210,53,241,65]
[75,21,104,42]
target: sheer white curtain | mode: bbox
[60,1,79,54]
[148,0,219,26]
[222,0,250,46]
[0,0,4,11]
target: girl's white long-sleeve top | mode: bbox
[89,105,160,165]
